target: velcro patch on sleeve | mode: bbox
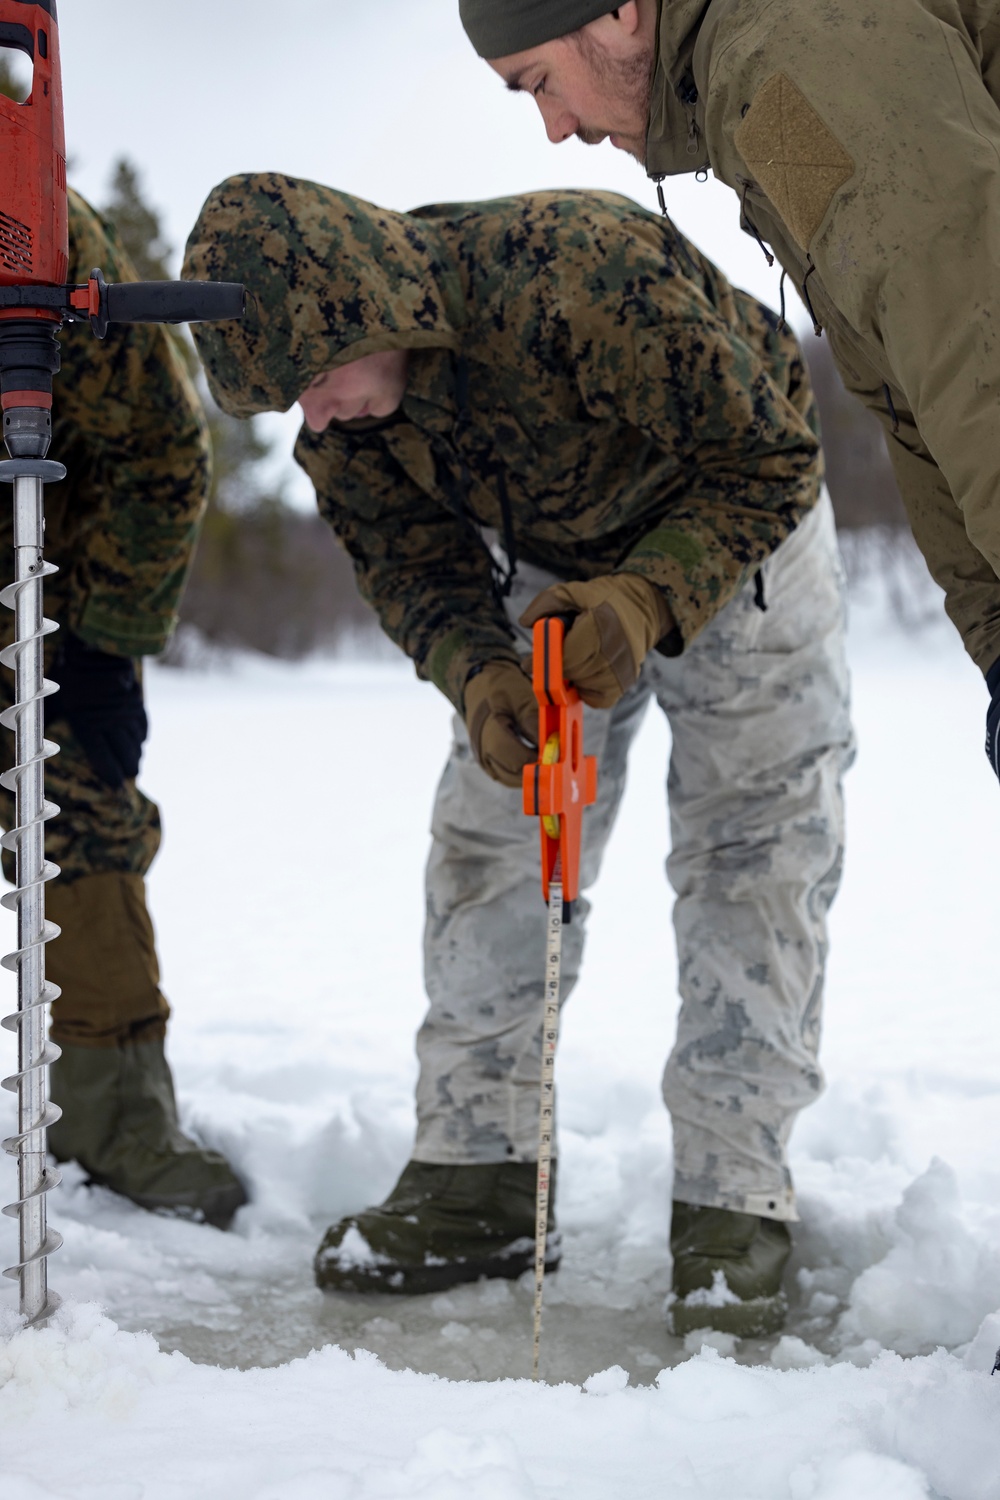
[734,72,854,250]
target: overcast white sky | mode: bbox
[48,1,804,496]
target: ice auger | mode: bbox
[522,616,597,1379]
[0,1,245,1325]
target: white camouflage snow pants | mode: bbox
[416,495,854,1221]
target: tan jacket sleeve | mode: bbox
[727,0,1000,662]
[826,330,1000,677]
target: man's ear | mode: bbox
[587,3,641,50]
[615,2,641,35]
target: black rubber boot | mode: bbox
[314,1160,559,1294]
[668,1201,791,1337]
[49,1039,247,1229]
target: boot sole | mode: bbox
[315,1244,561,1296]
[668,1292,787,1340]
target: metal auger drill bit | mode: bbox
[0,453,66,1324]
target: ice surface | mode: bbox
[1,599,999,1495]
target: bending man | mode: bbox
[186,174,853,1335]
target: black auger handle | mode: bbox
[0,273,247,338]
[105,279,246,327]
[85,268,246,337]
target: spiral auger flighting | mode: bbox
[0,461,66,1324]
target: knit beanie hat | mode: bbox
[459,0,618,59]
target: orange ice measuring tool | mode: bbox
[521,616,597,1381]
[522,616,598,920]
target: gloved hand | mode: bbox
[464,658,538,788]
[986,659,1000,784]
[520,573,673,710]
[46,632,148,788]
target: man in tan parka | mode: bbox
[458,0,1000,782]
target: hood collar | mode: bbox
[645,0,712,178]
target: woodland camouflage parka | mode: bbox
[29,189,211,658]
[647,0,1000,677]
[0,190,211,886]
[185,176,822,710]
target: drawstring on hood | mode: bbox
[882,383,901,436]
[738,179,775,268]
[777,270,789,332]
[800,261,822,337]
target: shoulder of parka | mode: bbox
[693,0,1000,186]
[414,189,736,369]
[56,188,209,480]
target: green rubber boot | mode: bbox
[668,1201,791,1338]
[314,1160,559,1294]
[48,1039,248,1230]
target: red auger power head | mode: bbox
[0,1,68,297]
[0,0,244,461]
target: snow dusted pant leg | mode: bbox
[415,560,651,1164]
[656,494,853,1221]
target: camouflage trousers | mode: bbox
[0,596,165,1045]
[0,604,161,889]
[416,495,854,1221]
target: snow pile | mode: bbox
[1,1302,999,1499]
[0,1300,171,1423]
[0,610,998,1493]
[837,1159,1000,1357]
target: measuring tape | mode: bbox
[532,864,563,1380]
[522,617,597,1380]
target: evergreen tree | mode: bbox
[99,158,279,514]
[96,158,378,660]
[102,159,173,281]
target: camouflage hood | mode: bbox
[183,173,465,419]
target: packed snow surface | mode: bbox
[1,599,999,1497]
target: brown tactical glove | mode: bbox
[464,658,538,788]
[519,574,673,710]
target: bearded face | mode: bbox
[490,6,657,165]
[571,27,655,162]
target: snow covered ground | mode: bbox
[1,593,999,1498]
